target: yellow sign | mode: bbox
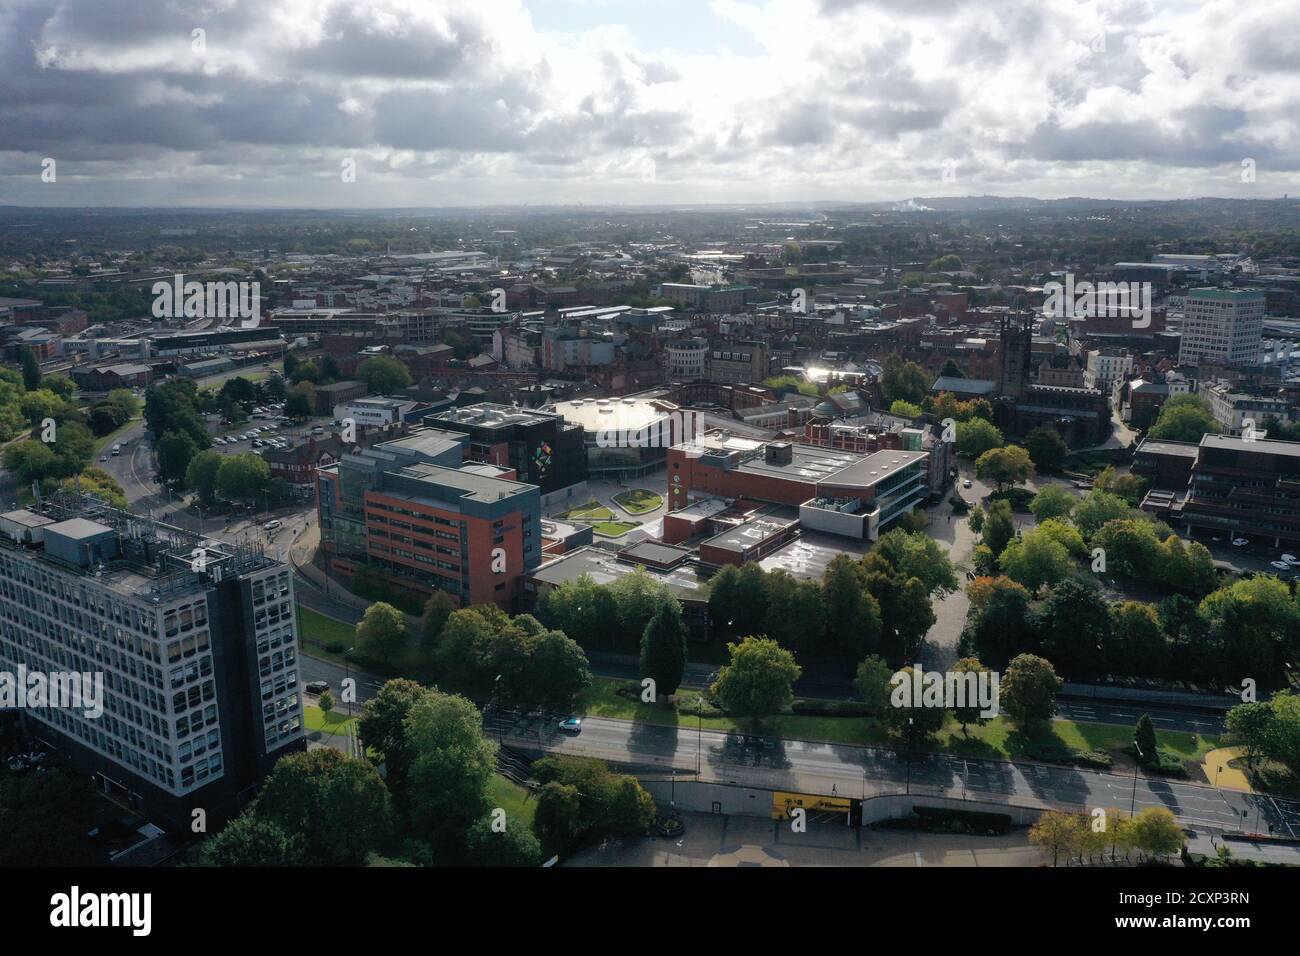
[772,791,851,820]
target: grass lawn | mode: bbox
[303,704,356,738]
[560,500,615,521]
[575,678,1218,762]
[296,604,354,665]
[613,489,663,514]
[487,774,537,829]
[592,520,639,537]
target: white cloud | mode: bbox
[0,0,1297,205]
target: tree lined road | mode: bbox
[486,712,1300,839]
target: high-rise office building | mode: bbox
[0,493,304,831]
[1177,288,1266,366]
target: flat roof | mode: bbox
[386,462,534,503]
[618,540,692,568]
[553,397,677,432]
[758,532,874,579]
[702,516,797,554]
[1136,439,1201,458]
[1200,434,1300,457]
[46,518,115,541]
[732,442,927,490]
[0,509,56,528]
[529,546,706,600]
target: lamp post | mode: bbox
[1130,740,1143,816]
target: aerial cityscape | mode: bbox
[0,0,1295,932]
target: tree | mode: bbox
[961,576,1037,667]
[886,665,946,746]
[1107,602,1168,678]
[63,467,128,509]
[215,452,270,502]
[875,529,960,596]
[981,498,1016,557]
[880,355,929,405]
[609,568,677,647]
[1199,576,1299,679]
[1148,394,1219,442]
[955,417,1004,458]
[640,604,688,698]
[201,815,305,866]
[318,689,334,717]
[356,355,413,394]
[358,678,427,796]
[708,562,770,638]
[1036,578,1110,678]
[157,430,199,487]
[1129,807,1185,859]
[251,748,393,866]
[18,346,41,391]
[761,570,828,655]
[1093,465,1147,505]
[185,449,224,504]
[530,756,655,854]
[854,654,894,718]
[289,360,319,385]
[1224,701,1274,770]
[951,657,993,735]
[1022,427,1069,472]
[710,637,801,721]
[1030,811,1083,867]
[285,390,312,420]
[404,689,498,848]
[1134,713,1159,767]
[464,816,544,867]
[889,399,923,418]
[2,439,56,483]
[1071,489,1135,540]
[356,602,407,663]
[420,591,456,646]
[999,654,1062,729]
[1029,484,1077,522]
[525,629,592,711]
[998,529,1073,592]
[975,444,1034,491]
[1156,535,1218,596]
[536,573,619,648]
[822,555,882,658]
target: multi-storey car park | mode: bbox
[0,492,304,831]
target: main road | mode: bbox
[484,711,1300,840]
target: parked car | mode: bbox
[962,478,972,488]
[1283,553,1299,564]
[264,519,282,531]
[305,680,328,695]
[1232,537,1249,547]
[1271,561,1290,570]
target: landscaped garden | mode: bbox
[613,488,663,514]
[592,520,640,537]
[558,499,615,521]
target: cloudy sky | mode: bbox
[1,0,1298,207]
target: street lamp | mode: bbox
[1130,739,1143,816]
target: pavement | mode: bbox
[486,712,1300,840]
[565,811,1048,867]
